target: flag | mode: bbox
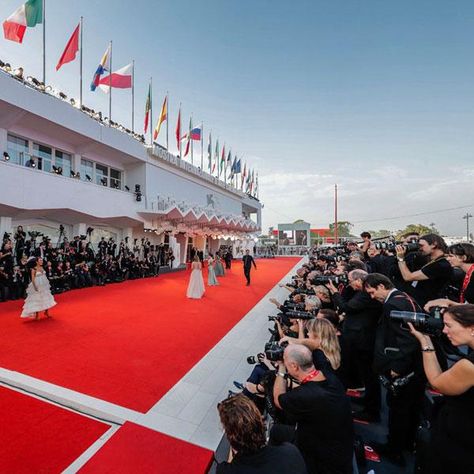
[220,145,226,176]
[212,139,219,174]
[249,169,255,194]
[3,0,42,43]
[184,116,192,157]
[207,132,212,172]
[255,172,259,197]
[91,45,111,91]
[246,168,253,193]
[229,156,236,179]
[56,23,80,71]
[144,82,152,134]
[235,158,241,174]
[153,95,168,140]
[176,106,181,154]
[98,63,133,91]
[190,127,201,141]
[226,150,232,171]
[241,163,247,188]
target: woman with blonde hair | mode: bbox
[280,318,341,377]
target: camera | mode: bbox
[389,306,444,336]
[374,241,396,251]
[247,352,265,365]
[311,274,348,286]
[374,241,419,252]
[265,341,288,362]
[284,301,306,311]
[379,372,415,396]
[285,309,316,320]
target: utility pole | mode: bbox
[463,213,472,242]
[334,184,338,245]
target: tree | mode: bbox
[366,229,393,239]
[329,221,353,237]
[395,224,439,240]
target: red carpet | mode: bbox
[0,386,110,473]
[79,422,213,474]
[0,258,300,412]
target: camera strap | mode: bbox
[393,292,420,313]
[460,264,474,303]
[301,369,320,384]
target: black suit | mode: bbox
[333,290,382,416]
[242,254,256,285]
[374,289,426,454]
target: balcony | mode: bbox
[0,160,142,225]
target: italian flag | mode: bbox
[3,0,43,44]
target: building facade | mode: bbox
[0,69,261,266]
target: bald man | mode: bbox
[272,344,353,474]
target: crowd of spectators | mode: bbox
[216,232,474,474]
[0,226,175,302]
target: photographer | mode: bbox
[425,242,474,310]
[395,233,452,307]
[279,318,341,378]
[216,394,307,474]
[408,305,474,474]
[364,273,426,466]
[14,225,26,263]
[272,344,353,474]
[327,270,382,422]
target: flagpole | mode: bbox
[166,92,169,150]
[200,122,204,170]
[131,60,135,133]
[224,150,227,186]
[150,77,153,145]
[42,0,46,84]
[108,41,112,124]
[190,114,193,165]
[178,103,182,160]
[79,16,83,108]
[208,131,212,174]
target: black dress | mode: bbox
[430,352,474,474]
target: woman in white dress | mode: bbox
[21,257,56,319]
[207,253,219,286]
[186,255,205,299]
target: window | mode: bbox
[33,143,52,172]
[109,168,121,190]
[95,163,108,186]
[80,158,93,182]
[55,150,72,177]
[7,134,28,165]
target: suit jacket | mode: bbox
[373,289,423,377]
[333,290,382,348]
[242,255,256,270]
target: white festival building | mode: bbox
[0,68,262,267]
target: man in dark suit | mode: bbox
[364,273,426,466]
[242,250,257,286]
[327,269,383,422]
[224,249,232,269]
